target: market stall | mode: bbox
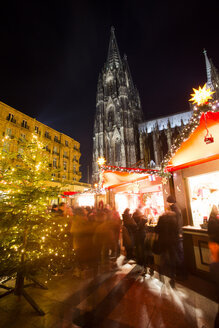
[102,165,166,223]
[165,107,219,278]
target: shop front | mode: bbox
[102,166,165,222]
[166,111,219,278]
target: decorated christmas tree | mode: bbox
[0,134,74,315]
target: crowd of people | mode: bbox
[122,196,186,287]
[49,197,219,326]
[49,196,185,287]
[50,202,121,272]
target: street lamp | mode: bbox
[95,157,106,208]
[97,157,106,186]
[96,156,106,188]
[97,157,106,166]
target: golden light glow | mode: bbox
[189,84,215,106]
[97,157,106,166]
[78,193,95,207]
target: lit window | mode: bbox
[53,158,57,168]
[7,113,15,122]
[65,140,68,146]
[3,141,10,152]
[6,128,12,136]
[45,131,50,138]
[22,120,28,128]
[63,161,67,171]
[53,146,58,154]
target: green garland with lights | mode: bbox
[162,93,219,170]
[101,164,172,178]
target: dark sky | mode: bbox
[0,0,218,182]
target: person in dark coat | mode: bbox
[122,208,137,260]
[71,207,94,269]
[208,205,219,328]
[167,195,186,280]
[155,210,178,287]
[208,205,219,243]
[132,209,147,266]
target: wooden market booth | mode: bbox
[165,111,219,278]
[102,165,169,224]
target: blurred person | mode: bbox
[208,205,219,328]
[133,208,147,266]
[92,209,107,264]
[144,224,155,276]
[93,209,116,265]
[122,208,137,260]
[51,204,58,212]
[58,202,74,234]
[87,208,97,222]
[166,195,186,280]
[110,207,121,258]
[155,209,178,288]
[71,207,95,272]
[58,202,73,220]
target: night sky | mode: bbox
[0,1,218,182]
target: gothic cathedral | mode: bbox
[92,27,143,182]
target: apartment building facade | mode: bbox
[0,101,83,187]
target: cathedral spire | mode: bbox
[203,49,213,89]
[107,26,122,70]
[123,54,134,90]
[203,49,219,99]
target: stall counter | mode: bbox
[183,225,210,278]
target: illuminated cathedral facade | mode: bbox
[92,27,143,182]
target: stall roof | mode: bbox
[166,111,219,171]
[102,166,159,189]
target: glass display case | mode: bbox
[188,171,219,227]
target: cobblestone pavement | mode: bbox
[0,262,218,328]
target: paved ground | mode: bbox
[0,261,218,328]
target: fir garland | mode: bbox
[162,100,219,170]
[101,164,171,178]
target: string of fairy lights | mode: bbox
[162,84,218,170]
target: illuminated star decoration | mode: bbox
[189,84,215,106]
[97,157,106,166]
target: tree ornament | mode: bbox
[203,113,214,144]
